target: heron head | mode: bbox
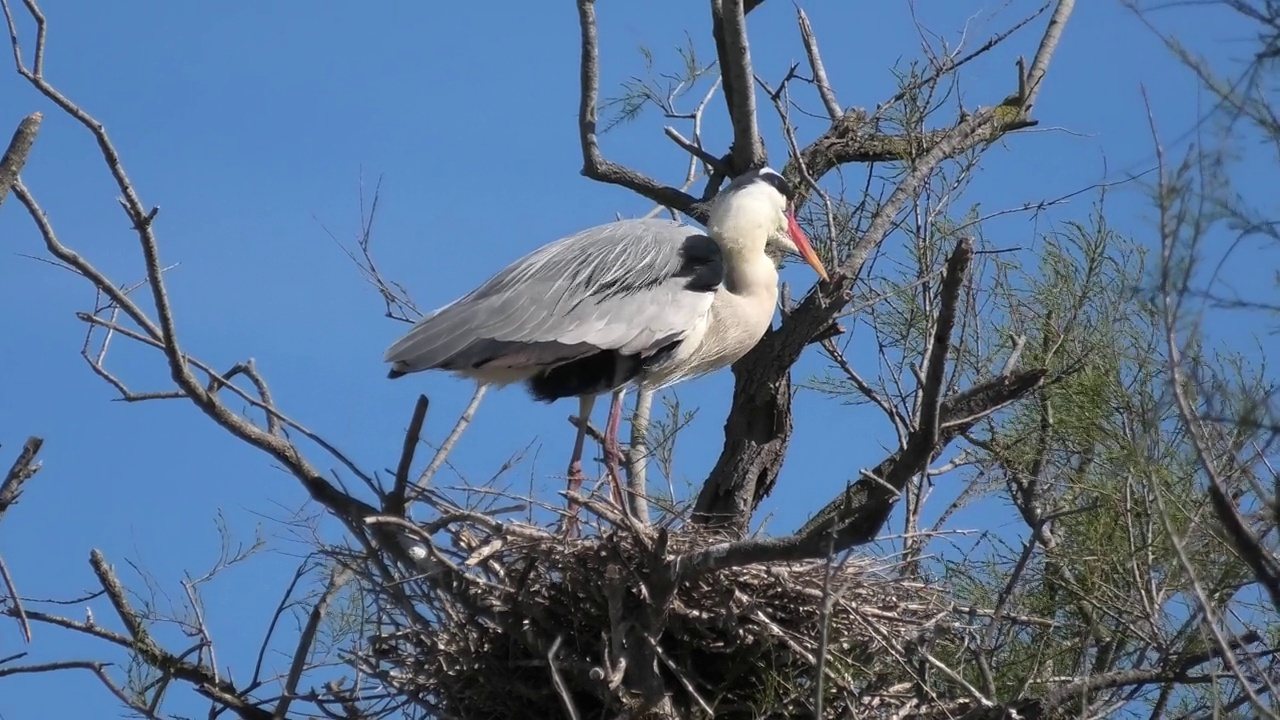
[711,167,829,282]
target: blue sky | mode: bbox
[0,1,1273,717]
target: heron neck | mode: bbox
[719,241,779,297]
[707,193,777,295]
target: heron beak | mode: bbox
[787,211,829,282]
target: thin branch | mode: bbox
[547,636,581,720]
[662,125,728,176]
[89,550,148,642]
[250,559,312,688]
[0,660,163,720]
[414,383,487,493]
[82,549,274,720]
[15,608,135,649]
[12,181,162,341]
[388,394,429,516]
[75,313,379,501]
[6,11,379,540]
[796,7,840,119]
[575,0,701,217]
[0,554,30,643]
[273,566,352,720]
[210,360,281,436]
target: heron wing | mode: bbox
[384,218,723,379]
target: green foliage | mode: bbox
[599,34,714,133]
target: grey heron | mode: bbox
[383,167,828,524]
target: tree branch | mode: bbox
[626,386,653,524]
[0,660,164,720]
[0,110,40,209]
[388,394,429,516]
[663,125,728,176]
[575,0,703,219]
[693,0,1075,533]
[676,366,1047,576]
[85,549,274,720]
[273,566,352,720]
[12,176,376,529]
[0,554,29,643]
[0,436,43,522]
[711,0,765,172]
[414,382,486,494]
[796,8,840,119]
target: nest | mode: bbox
[352,507,961,720]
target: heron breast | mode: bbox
[642,282,776,389]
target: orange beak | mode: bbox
[787,211,829,282]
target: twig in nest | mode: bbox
[547,635,581,720]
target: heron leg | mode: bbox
[603,387,630,515]
[562,393,596,538]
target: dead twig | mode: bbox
[796,8,841,119]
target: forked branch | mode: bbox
[693,1,1075,533]
[576,0,703,219]
[675,366,1047,576]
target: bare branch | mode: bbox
[1024,0,1075,107]
[88,550,148,643]
[3,3,383,545]
[662,125,728,176]
[796,8,840,119]
[918,237,974,450]
[0,660,163,720]
[273,565,352,720]
[209,360,281,436]
[0,110,40,209]
[82,549,274,720]
[414,383,486,494]
[250,560,313,688]
[677,367,1047,576]
[711,0,765,171]
[389,394,429,516]
[575,0,702,218]
[626,386,653,524]
[0,554,29,643]
[0,436,42,522]
[546,636,581,720]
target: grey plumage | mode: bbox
[384,218,724,400]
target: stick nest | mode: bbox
[350,506,965,720]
